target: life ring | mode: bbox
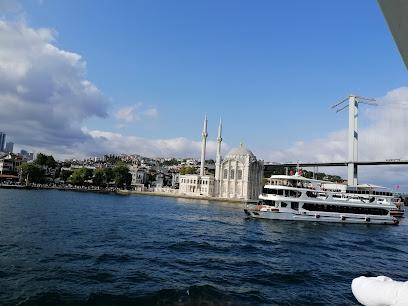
[315,214,320,219]
[312,187,315,190]
[394,219,399,225]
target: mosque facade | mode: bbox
[179,115,264,201]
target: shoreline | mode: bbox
[116,189,252,204]
[0,184,252,204]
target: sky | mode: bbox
[1,0,408,189]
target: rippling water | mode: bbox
[0,188,407,305]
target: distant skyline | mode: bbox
[1,0,408,190]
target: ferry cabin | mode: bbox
[244,174,400,225]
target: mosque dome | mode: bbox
[226,144,254,157]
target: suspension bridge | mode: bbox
[261,94,408,186]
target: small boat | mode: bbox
[244,172,401,225]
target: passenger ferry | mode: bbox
[244,172,403,225]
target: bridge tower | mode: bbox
[332,95,378,186]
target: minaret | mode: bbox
[216,118,222,164]
[215,118,222,197]
[200,113,208,176]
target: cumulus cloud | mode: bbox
[78,128,228,159]
[114,103,158,123]
[0,20,109,150]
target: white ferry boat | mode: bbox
[244,172,403,225]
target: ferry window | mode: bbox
[281,202,288,208]
[230,170,235,179]
[278,189,283,196]
[223,169,228,179]
[291,202,299,210]
[237,170,242,180]
[265,200,276,206]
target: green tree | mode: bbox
[112,164,132,188]
[179,166,196,175]
[34,153,56,168]
[70,167,93,186]
[45,155,56,168]
[60,170,73,182]
[161,158,179,166]
[34,153,47,166]
[93,168,105,186]
[92,168,114,186]
[103,168,114,184]
[17,163,45,184]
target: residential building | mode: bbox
[0,153,23,175]
[129,166,148,191]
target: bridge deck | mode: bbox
[264,161,408,168]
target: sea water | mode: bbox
[0,188,407,305]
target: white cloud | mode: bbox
[114,103,158,123]
[142,107,158,118]
[114,105,137,122]
[77,127,228,159]
[0,20,109,150]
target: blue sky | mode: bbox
[1,0,408,189]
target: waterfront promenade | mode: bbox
[0,183,250,204]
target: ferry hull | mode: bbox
[244,209,399,225]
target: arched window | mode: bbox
[230,169,235,179]
[223,169,228,179]
[237,170,242,180]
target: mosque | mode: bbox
[178,114,264,201]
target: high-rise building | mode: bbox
[0,132,5,152]
[4,142,14,153]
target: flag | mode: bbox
[396,185,400,189]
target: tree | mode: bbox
[45,155,56,168]
[34,153,56,168]
[160,158,178,166]
[103,168,114,184]
[179,166,197,175]
[93,168,105,186]
[34,153,47,166]
[17,163,45,184]
[60,170,73,182]
[112,163,132,188]
[70,167,93,186]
